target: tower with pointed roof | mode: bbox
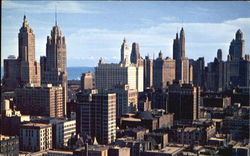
[3,15,41,91]
[120,38,131,65]
[40,11,67,116]
[229,29,245,60]
[130,42,140,64]
[173,27,190,84]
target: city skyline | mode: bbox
[2,1,250,67]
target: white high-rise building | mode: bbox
[95,60,143,92]
[120,38,131,65]
[95,38,144,92]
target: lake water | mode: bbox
[1,67,95,80]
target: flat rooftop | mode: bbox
[145,146,184,154]
[21,122,51,128]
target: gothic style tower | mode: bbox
[18,15,35,62]
[180,28,185,59]
[19,15,41,87]
[229,29,245,60]
[40,13,67,116]
[120,38,131,65]
[130,42,140,64]
[173,27,189,84]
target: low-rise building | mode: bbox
[52,119,76,149]
[144,133,168,149]
[0,135,19,155]
[20,123,52,152]
[141,146,184,156]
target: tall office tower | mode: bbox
[229,29,245,60]
[173,28,190,84]
[76,92,116,144]
[15,84,64,118]
[81,72,93,90]
[153,51,175,89]
[120,38,131,65]
[206,57,225,92]
[217,49,223,61]
[144,55,153,89]
[40,18,67,115]
[179,28,186,58]
[167,82,200,120]
[109,84,138,117]
[3,16,40,91]
[20,123,52,152]
[173,28,185,60]
[192,57,205,89]
[95,59,144,92]
[131,42,140,64]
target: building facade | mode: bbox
[15,84,65,118]
[76,93,116,144]
[153,52,175,89]
[80,72,93,90]
[168,83,200,120]
[19,123,52,152]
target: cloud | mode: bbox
[161,16,176,21]
[2,1,99,14]
[66,17,250,66]
[2,14,250,67]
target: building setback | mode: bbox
[3,15,40,91]
[40,20,68,115]
[15,84,64,118]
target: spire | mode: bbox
[180,27,185,36]
[123,37,127,43]
[55,6,57,26]
[22,15,28,27]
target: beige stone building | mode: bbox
[3,15,40,91]
[81,72,93,90]
[15,84,65,118]
[95,59,143,92]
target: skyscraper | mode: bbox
[173,28,190,84]
[229,29,245,60]
[167,82,200,120]
[3,16,41,91]
[76,92,116,144]
[144,55,153,89]
[217,49,223,61]
[95,39,144,92]
[131,42,140,64]
[15,84,64,118]
[153,51,175,89]
[120,38,131,65]
[40,16,67,115]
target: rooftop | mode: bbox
[145,146,184,154]
[21,122,51,128]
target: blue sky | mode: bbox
[2,1,250,67]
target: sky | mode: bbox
[2,1,250,67]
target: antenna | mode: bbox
[181,17,184,28]
[55,5,57,26]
